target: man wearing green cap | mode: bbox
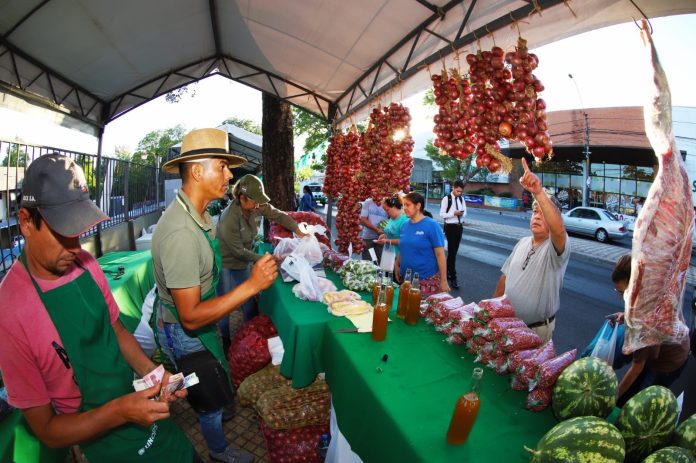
[216,174,304,350]
[153,129,278,463]
[0,153,196,462]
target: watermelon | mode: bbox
[673,414,696,457]
[524,416,625,463]
[642,446,696,463]
[552,357,617,420]
[617,385,679,462]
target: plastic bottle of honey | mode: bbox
[371,270,383,305]
[396,268,412,319]
[371,283,389,342]
[383,272,395,310]
[446,367,483,445]
[404,273,421,326]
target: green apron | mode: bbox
[20,253,193,463]
[158,195,233,390]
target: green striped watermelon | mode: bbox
[552,357,617,420]
[642,446,696,463]
[617,385,678,462]
[673,414,696,457]
[524,416,625,463]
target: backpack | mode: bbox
[444,194,462,223]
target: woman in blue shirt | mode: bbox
[376,194,409,254]
[394,192,449,296]
[299,185,316,212]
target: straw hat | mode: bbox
[161,128,247,175]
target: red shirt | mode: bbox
[0,250,120,414]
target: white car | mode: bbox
[563,207,629,243]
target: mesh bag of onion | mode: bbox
[229,332,271,390]
[257,378,331,430]
[260,419,329,463]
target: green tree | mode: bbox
[222,117,262,135]
[1,144,27,167]
[134,125,186,164]
[293,107,331,170]
[424,139,484,186]
[114,145,132,160]
[294,165,314,191]
[423,88,435,106]
[165,84,197,103]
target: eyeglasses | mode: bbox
[522,246,536,270]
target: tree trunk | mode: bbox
[261,93,295,212]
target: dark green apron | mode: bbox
[20,253,193,462]
[158,195,233,390]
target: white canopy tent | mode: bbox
[1,0,695,134]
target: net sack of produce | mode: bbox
[237,364,291,407]
[486,317,527,338]
[487,354,510,375]
[515,341,556,383]
[446,333,466,345]
[420,274,442,298]
[260,419,329,463]
[337,259,380,292]
[447,303,476,323]
[460,318,485,339]
[229,332,272,389]
[511,374,527,391]
[526,387,552,412]
[231,315,278,354]
[475,295,516,322]
[465,338,478,355]
[498,327,543,353]
[508,347,541,374]
[472,325,493,342]
[257,379,331,430]
[529,349,577,391]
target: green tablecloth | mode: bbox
[98,250,155,333]
[322,312,558,462]
[258,244,340,388]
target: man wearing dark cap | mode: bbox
[0,154,196,462]
[153,128,278,463]
[492,158,570,342]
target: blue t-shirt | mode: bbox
[384,212,409,254]
[399,216,445,279]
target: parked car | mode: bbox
[304,182,326,206]
[562,207,629,243]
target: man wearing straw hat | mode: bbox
[153,128,277,463]
[0,154,196,462]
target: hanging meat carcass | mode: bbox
[622,20,694,354]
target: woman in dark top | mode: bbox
[299,185,316,212]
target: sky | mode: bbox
[0,13,694,159]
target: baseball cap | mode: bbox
[20,154,109,237]
[233,174,270,204]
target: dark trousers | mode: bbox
[617,360,688,407]
[444,223,463,280]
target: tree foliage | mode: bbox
[424,139,485,186]
[1,144,27,167]
[222,117,262,135]
[134,125,187,164]
[292,107,331,155]
[165,84,197,103]
[423,88,435,106]
[114,145,132,160]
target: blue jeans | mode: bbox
[217,266,258,329]
[617,360,688,407]
[157,320,228,454]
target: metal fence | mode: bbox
[1,140,161,276]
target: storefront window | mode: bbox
[636,166,654,180]
[542,173,555,188]
[604,164,622,178]
[591,163,604,176]
[637,181,651,197]
[590,176,603,192]
[605,177,620,194]
[621,179,637,196]
[556,174,570,188]
[570,175,584,189]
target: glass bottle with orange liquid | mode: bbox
[396,268,412,319]
[404,272,421,326]
[371,270,383,305]
[371,283,389,342]
[446,367,483,445]
[382,272,394,310]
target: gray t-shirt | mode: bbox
[151,191,216,320]
[501,235,571,325]
[360,198,388,240]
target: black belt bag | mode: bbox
[176,350,233,413]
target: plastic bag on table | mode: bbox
[273,237,299,264]
[476,295,516,321]
[292,222,327,266]
[528,349,577,391]
[589,319,618,366]
[281,255,336,301]
[380,242,396,272]
[526,387,552,412]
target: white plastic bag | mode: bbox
[590,320,618,366]
[281,255,335,301]
[380,242,396,272]
[273,237,299,263]
[292,223,327,266]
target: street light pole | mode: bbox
[155,155,160,209]
[569,74,591,207]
